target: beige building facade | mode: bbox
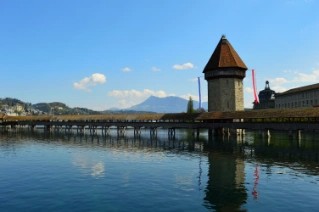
[275,83,319,109]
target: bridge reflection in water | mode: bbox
[1,128,319,211]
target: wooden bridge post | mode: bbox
[102,126,110,136]
[168,128,175,140]
[259,129,270,138]
[30,125,35,131]
[77,126,84,135]
[150,127,157,138]
[215,128,224,136]
[208,129,213,141]
[134,127,141,137]
[45,124,51,132]
[196,128,200,139]
[297,130,302,141]
[117,126,125,137]
[191,128,200,139]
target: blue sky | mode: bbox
[1,0,319,110]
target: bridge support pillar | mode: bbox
[215,128,224,136]
[150,127,157,138]
[168,128,175,139]
[208,129,213,138]
[77,126,85,135]
[259,129,270,138]
[297,130,302,141]
[235,129,245,136]
[45,125,51,132]
[65,125,73,134]
[117,127,126,136]
[289,130,302,141]
[30,125,35,131]
[134,127,141,137]
[102,127,110,136]
[191,128,200,139]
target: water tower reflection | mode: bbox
[203,136,247,211]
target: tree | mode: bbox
[187,96,194,114]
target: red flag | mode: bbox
[252,69,259,104]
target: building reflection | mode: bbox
[203,135,247,211]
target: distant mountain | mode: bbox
[128,96,207,113]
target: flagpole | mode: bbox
[252,69,259,104]
[198,77,202,109]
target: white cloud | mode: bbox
[268,77,289,92]
[151,66,161,72]
[245,87,254,94]
[267,69,319,93]
[73,73,106,91]
[91,162,105,177]
[173,62,194,70]
[122,67,132,72]
[292,70,319,83]
[72,154,105,178]
[108,89,170,108]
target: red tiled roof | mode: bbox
[203,35,247,73]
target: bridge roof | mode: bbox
[1,113,201,122]
[203,35,247,73]
[197,108,319,120]
[2,108,319,122]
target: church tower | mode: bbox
[203,35,248,112]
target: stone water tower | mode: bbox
[203,35,248,112]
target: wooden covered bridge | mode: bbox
[1,108,319,137]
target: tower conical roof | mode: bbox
[203,35,247,73]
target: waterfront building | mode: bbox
[203,35,247,112]
[253,81,276,109]
[275,83,319,109]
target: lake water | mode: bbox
[0,129,319,211]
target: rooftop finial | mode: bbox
[265,81,270,89]
[221,34,226,39]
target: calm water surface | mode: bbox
[0,129,319,211]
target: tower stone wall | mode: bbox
[208,78,244,111]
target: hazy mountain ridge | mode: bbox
[0,96,207,115]
[129,96,208,113]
